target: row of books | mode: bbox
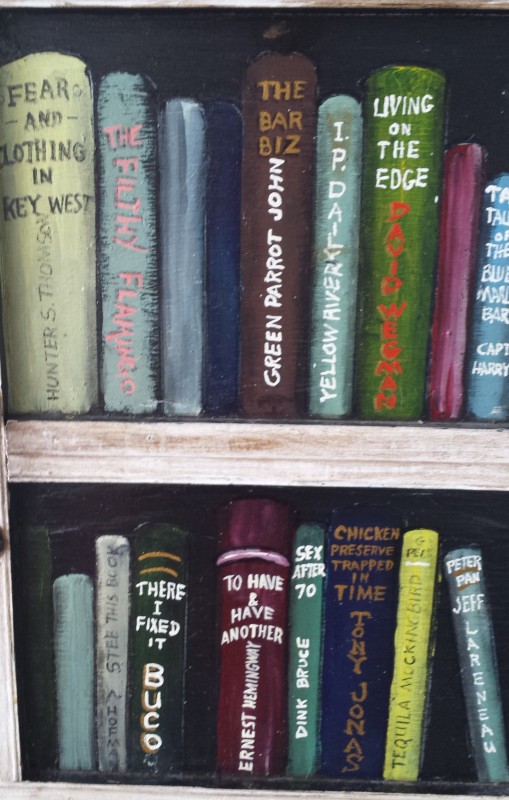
[0,50,507,423]
[15,499,508,782]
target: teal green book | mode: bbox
[98,72,159,414]
[309,95,362,418]
[287,523,325,776]
[53,573,94,770]
[444,548,509,782]
[356,66,445,420]
[129,523,188,773]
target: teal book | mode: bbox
[53,574,95,770]
[129,523,189,773]
[287,523,325,776]
[160,99,206,416]
[308,95,362,418]
[466,175,509,421]
[98,72,159,414]
[444,548,509,782]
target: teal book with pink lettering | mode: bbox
[98,72,159,414]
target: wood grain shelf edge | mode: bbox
[6,420,509,490]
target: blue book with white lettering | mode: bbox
[320,507,402,777]
[466,175,509,421]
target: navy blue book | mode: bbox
[205,102,242,415]
[320,507,402,777]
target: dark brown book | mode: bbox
[240,52,317,418]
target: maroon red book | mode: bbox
[239,52,317,418]
[428,143,485,420]
[216,498,293,776]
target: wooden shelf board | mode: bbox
[6,420,509,491]
[1,1,509,9]
[0,783,502,800]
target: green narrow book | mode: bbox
[0,52,98,414]
[53,573,95,771]
[129,523,188,774]
[384,529,439,781]
[444,547,509,782]
[287,523,325,776]
[356,66,445,420]
[16,525,56,771]
[308,95,362,418]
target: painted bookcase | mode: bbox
[2,2,509,800]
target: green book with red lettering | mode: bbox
[356,66,446,420]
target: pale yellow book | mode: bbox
[384,529,439,781]
[0,52,98,413]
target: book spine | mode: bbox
[444,547,509,781]
[466,174,509,420]
[287,523,325,777]
[0,52,98,414]
[129,523,188,773]
[357,66,446,420]
[240,52,317,418]
[53,573,95,770]
[205,101,242,416]
[216,499,292,776]
[384,529,439,781]
[98,72,159,414]
[308,95,362,418]
[320,509,402,777]
[16,525,56,770]
[160,99,206,416]
[96,534,130,772]
[429,143,485,421]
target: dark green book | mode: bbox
[129,523,188,774]
[356,66,445,419]
[287,523,325,776]
[16,525,56,771]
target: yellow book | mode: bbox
[0,52,97,414]
[384,529,439,781]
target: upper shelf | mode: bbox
[1,0,509,8]
[6,419,509,491]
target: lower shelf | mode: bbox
[2,783,502,800]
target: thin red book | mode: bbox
[429,143,485,420]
